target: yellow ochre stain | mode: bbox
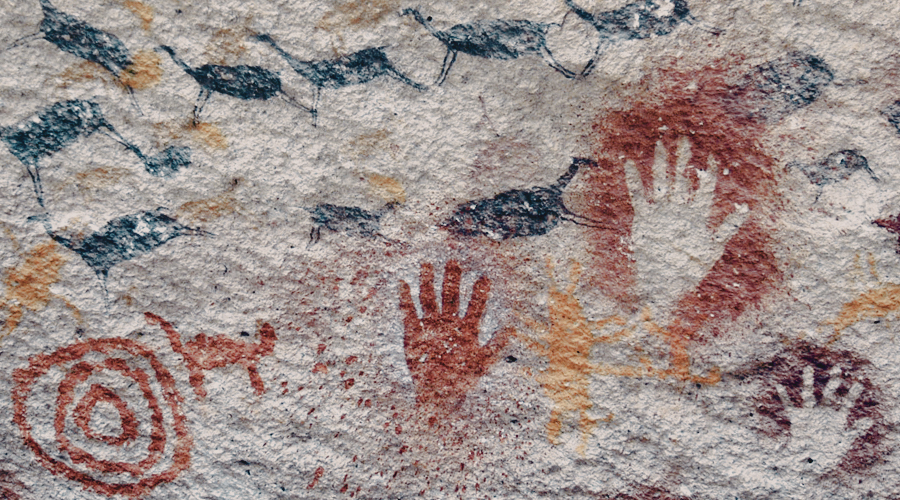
[516,259,626,454]
[593,308,720,385]
[828,284,900,343]
[518,262,721,451]
[0,242,81,341]
[119,50,163,90]
[122,0,154,31]
[187,122,228,150]
[366,173,406,204]
[176,178,242,222]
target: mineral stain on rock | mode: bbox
[0,241,79,341]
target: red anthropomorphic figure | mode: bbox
[145,313,277,398]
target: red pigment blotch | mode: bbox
[308,466,325,489]
[586,62,780,337]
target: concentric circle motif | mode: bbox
[12,338,192,497]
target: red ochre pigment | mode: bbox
[12,338,192,498]
[585,64,781,340]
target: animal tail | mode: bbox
[126,86,144,116]
[155,45,193,75]
[400,8,440,37]
[144,312,189,358]
[3,33,42,53]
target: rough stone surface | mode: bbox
[1,0,900,498]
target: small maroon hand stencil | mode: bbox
[399,260,509,411]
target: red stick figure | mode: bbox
[398,260,510,412]
[145,313,276,398]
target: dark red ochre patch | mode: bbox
[12,337,192,498]
[738,341,889,477]
[585,63,781,336]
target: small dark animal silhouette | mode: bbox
[442,157,610,240]
[882,100,900,135]
[6,0,143,111]
[306,202,396,245]
[29,209,205,286]
[793,150,876,187]
[564,0,697,76]
[401,8,575,85]
[156,45,286,124]
[727,51,834,123]
[1,100,190,206]
[145,312,277,398]
[254,34,426,126]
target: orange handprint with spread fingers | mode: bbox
[399,260,510,411]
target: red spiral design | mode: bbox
[13,338,192,497]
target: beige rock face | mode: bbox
[1,0,899,498]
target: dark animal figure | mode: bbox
[882,100,900,135]
[793,150,876,187]
[29,209,205,287]
[401,8,575,85]
[564,0,697,76]
[442,157,610,240]
[1,100,190,206]
[145,313,277,398]
[254,34,426,126]
[6,0,142,112]
[156,45,285,124]
[306,202,397,245]
[727,51,834,123]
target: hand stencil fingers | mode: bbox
[775,382,793,408]
[398,281,423,341]
[821,366,842,403]
[441,260,462,317]
[715,203,749,244]
[419,262,438,318]
[695,155,718,212]
[801,365,815,408]
[651,140,669,200]
[464,275,492,332]
[842,382,864,411]
[673,136,692,200]
[623,159,646,209]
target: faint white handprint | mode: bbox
[624,136,749,317]
[771,365,873,475]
